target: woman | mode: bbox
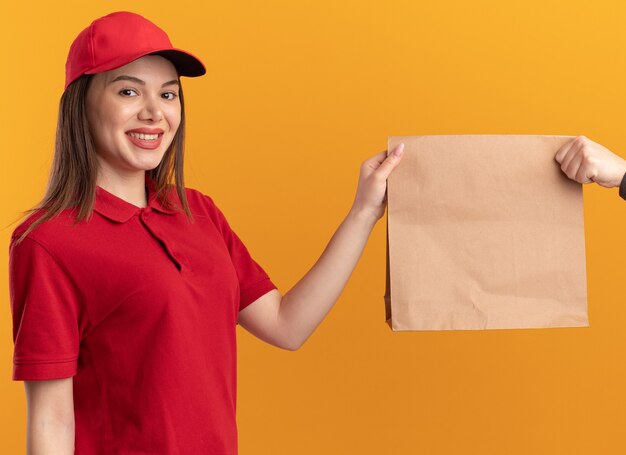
[8,11,405,454]
[11,9,626,455]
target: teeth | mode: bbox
[128,132,159,140]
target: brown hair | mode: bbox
[10,72,194,246]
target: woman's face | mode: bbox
[85,55,181,180]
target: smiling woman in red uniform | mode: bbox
[8,11,405,455]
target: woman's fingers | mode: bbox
[373,143,404,179]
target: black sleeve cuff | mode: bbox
[620,172,626,201]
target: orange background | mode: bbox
[2,1,626,454]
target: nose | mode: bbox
[138,94,164,122]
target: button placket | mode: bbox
[139,212,185,272]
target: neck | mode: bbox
[96,171,148,208]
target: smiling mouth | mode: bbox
[126,132,164,141]
[125,132,165,150]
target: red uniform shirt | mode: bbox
[9,174,277,454]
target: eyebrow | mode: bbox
[108,75,180,88]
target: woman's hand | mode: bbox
[350,143,405,224]
[555,136,626,188]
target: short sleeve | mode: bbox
[207,198,278,313]
[8,236,86,381]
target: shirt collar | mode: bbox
[94,173,180,223]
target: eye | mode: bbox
[119,88,138,97]
[162,92,178,101]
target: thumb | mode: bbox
[375,143,405,178]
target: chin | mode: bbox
[141,158,167,170]
[126,155,166,171]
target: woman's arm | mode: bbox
[237,144,405,350]
[24,378,75,455]
[274,205,380,349]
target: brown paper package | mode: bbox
[384,135,588,331]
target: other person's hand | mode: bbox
[555,136,626,188]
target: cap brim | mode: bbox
[84,48,206,78]
[149,48,206,77]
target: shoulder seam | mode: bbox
[186,187,214,201]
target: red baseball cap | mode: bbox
[64,11,206,90]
